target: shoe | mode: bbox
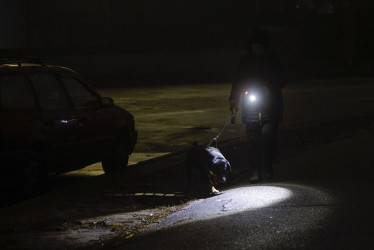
[249,171,260,183]
[210,186,220,195]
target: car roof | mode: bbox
[0,58,76,75]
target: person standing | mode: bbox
[229,29,286,183]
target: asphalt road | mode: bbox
[116,129,374,249]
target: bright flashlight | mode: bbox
[249,94,257,102]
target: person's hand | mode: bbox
[230,100,239,113]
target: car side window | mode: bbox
[0,75,36,112]
[59,75,98,109]
[30,73,70,111]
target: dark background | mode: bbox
[1,0,373,86]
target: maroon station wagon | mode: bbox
[0,59,137,185]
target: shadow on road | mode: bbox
[0,173,94,208]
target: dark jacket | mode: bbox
[230,52,286,122]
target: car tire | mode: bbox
[102,141,129,173]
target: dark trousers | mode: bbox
[246,120,279,173]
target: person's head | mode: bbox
[247,29,270,56]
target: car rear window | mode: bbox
[30,73,70,111]
[0,75,36,112]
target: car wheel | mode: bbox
[102,142,129,173]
